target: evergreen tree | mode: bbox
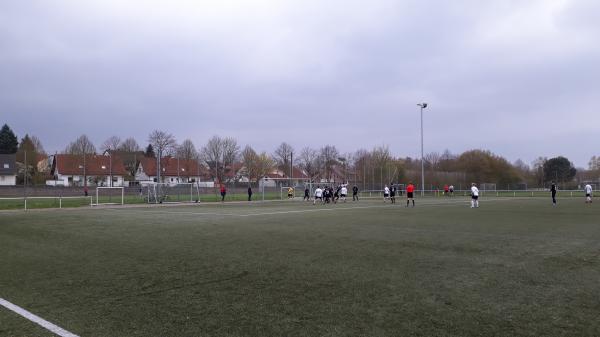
[145,144,155,158]
[0,124,18,154]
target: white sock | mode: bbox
[471,200,474,208]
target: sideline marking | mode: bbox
[109,197,532,218]
[0,297,80,337]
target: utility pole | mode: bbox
[417,103,428,197]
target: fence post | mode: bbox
[59,196,62,209]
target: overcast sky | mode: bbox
[1,0,598,167]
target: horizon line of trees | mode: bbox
[1,123,597,188]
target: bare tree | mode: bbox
[274,142,294,171]
[222,137,239,169]
[119,137,141,152]
[148,130,176,182]
[177,139,198,161]
[176,139,198,180]
[319,145,339,182]
[101,136,122,153]
[256,151,275,182]
[241,145,258,185]
[201,136,223,182]
[65,134,96,156]
[425,151,441,170]
[30,136,46,155]
[65,134,97,187]
[298,147,319,181]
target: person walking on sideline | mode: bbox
[471,183,479,208]
[406,182,415,207]
[304,187,310,201]
[220,184,227,202]
[585,183,593,203]
[550,181,557,206]
[247,186,252,201]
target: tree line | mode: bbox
[0,123,596,188]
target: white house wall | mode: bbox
[0,175,16,186]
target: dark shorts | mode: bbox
[407,192,414,198]
[384,193,389,197]
[586,193,591,197]
[472,195,479,200]
[341,194,346,197]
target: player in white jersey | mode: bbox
[383,185,390,203]
[314,186,323,205]
[470,183,479,208]
[340,185,348,202]
[585,184,593,203]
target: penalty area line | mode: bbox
[0,297,79,337]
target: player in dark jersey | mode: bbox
[352,185,359,201]
[550,181,557,206]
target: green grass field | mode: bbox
[1,197,599,336]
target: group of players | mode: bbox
[309,184,356,204]
[294,181,594,208]
[305,182,418,207]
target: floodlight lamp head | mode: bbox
[417,103,428,108]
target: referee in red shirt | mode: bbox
[406,182,415,207]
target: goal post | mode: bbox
[95,187,124,206]
[147,182,200,204]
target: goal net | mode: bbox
[147,183,200,204]
[95,187,124,206]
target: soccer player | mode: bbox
[406,182,415,207]
[390,184,397,204]
[449,184,454,197]
[287,187,294,199]
[323,186,331,204]
[247,186,252,201]
[585,183,593,203]
[470,183,479,208]
[340,184,348,202]
[304,187,310,201]
[333,185,341,203]
[444,184,449,196]
[550,181,557,206]
[352,185,359,201]
[220,184,227,202]
[314,186,323,205]
[383,185,390,203]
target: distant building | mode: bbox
[51,154,128,187]
[136,156,207,185]
[0,154,17,186]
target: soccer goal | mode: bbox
[147,183,200,204]
[95,187,124,206]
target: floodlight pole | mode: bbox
[417,103,428,197]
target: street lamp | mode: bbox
[417,103,428,197]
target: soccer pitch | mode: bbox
[1,197,599,336]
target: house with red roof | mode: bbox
[51,154,128,187]
[135,156,208,185]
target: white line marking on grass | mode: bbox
[0,297,80,337]
[102,197,535,219]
